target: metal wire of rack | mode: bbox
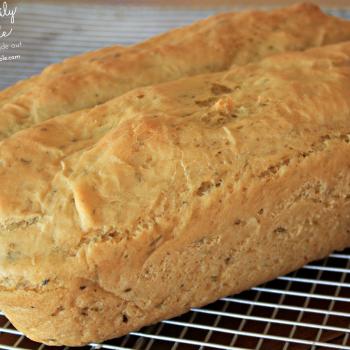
[0,2,349,350]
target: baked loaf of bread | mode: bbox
[2,3,350,139]
[0,41,350,345]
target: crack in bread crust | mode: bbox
[1,170,349,345]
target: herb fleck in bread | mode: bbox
[0,41,349,345]
[2,3,350,139]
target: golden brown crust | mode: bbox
[2,3,350,139]
[0,41,350,345]
[0,45,126,108]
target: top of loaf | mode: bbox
[0,41,350,293]
[1,3,350,140]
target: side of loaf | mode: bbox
[2,3,350,139]
[0,42,349,345]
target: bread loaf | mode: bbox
[0,41,349,345]
[2,3,350,139]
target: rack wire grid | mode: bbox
[0,2,350,350]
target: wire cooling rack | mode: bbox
[0,2,350,349]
